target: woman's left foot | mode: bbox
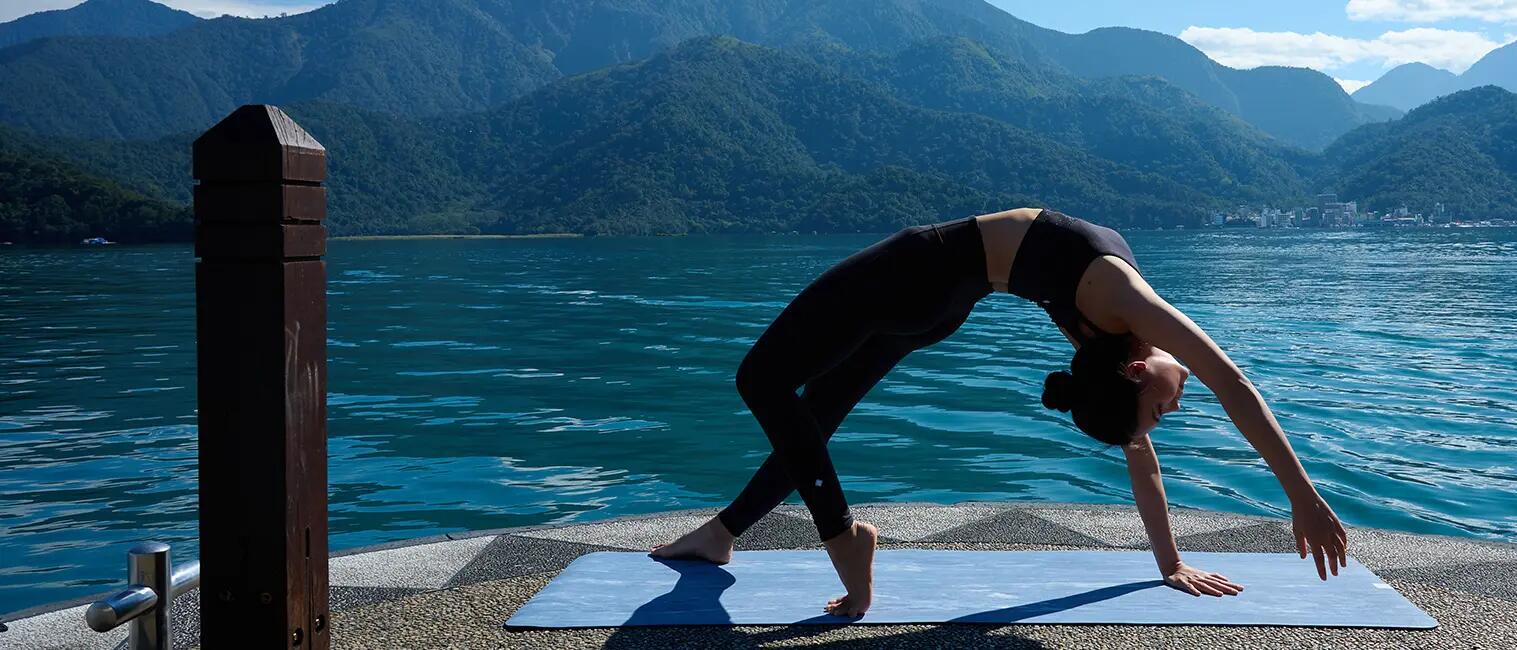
[822,521,878,617]
[649,517,735,564]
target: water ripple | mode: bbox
[1,229,1515,614]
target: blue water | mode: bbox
[2,228,1516,615]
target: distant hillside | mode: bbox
[0,127,189,244]
[821,38,1312,202]
[1457,41,1517,95]
[1352,63,1459,112]
[1030,26,1398,150]
[1353,42,1517,112]
[53,38,1259,237]
[0,0,199,49]
[0,0,1393,149]
[28,47,1514,237]
[1321,86,1517,219]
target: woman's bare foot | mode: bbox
[822,521,878,617]
[649,517,735,564]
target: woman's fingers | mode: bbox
[1296,530,1308,559]
[1311,541,1328,580]
[1196,575,1240,596]
[1209,578,1242,595]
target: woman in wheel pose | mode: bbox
[651,207,1349,617]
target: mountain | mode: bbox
[1352,44,1517,113]
[1456,41,1517,95]
[0,126,190,244]
[1352,63,1458,111]
[0,0,200,49]
[821,38,1312,202]
[1320,86,1517,219]
[24,39,1515,239]
[0,0,1393,149]
[457,37,1230,235]
[52,37,1269,238]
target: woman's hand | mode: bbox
[1164,562,1245,597]
[1292,493,1349,580]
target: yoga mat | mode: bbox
[505,550,1436,629]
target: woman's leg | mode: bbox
[732,289,875,541]
[717,332,917,537]
[716,295,974,536]
[727,228,957,541]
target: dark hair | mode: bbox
[1041,334,1142,446]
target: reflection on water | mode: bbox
[2,227,1516,613]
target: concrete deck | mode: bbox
[4,501,1515,649]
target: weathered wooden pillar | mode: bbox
[193,105,329,649]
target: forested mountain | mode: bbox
[0,0,199,48]
[1352,63,1459,112]
[1320,86,1517,219]
[0,0,1392,149]
[66,36,1517,241]
[0,127,189,244]
[50,38,1241,237]
[820,38,1313,202]
[1035,26,1397,150]
[6,0,1500,243]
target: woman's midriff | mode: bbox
[973,208,1041,293]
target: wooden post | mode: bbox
[193,105,329,649]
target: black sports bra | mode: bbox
[1005,209,1143,345]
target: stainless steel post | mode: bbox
[127,542,171,650]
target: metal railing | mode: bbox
[85,542,199,650]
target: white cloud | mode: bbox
[1336,78,1373,92]
[1179,26,1511,73]
[1347,0,1517,23]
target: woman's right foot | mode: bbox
[649,517,735,564]
[822,521,878,617]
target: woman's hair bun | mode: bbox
[1042,370,1078,412]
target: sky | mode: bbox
[5,1,1517,93]
[993,0,1517,92]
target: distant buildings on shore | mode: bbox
[1204,193,1508,229]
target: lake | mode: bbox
[2,226,1515,614]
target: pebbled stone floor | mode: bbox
[4,501,1514,649]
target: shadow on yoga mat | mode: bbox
[505,550,1437,630]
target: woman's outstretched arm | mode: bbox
[1124,435,1244,595]
[1123,435,1179,573]
[1095,259,1349,580]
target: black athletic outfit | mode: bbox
[1008,209,1144,346]
[718,209,1142,541]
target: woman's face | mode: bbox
[1128,347,1190,436]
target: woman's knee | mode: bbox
[735,350,775,403]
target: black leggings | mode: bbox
[719,216,993,541]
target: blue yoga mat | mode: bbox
[505,550,1436,629]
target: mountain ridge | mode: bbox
[1352,42,1517,111]
[0,0,200,49]
[0,0,1395,149]
[1322,85,1517,219]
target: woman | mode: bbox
[651,207,1349,617]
